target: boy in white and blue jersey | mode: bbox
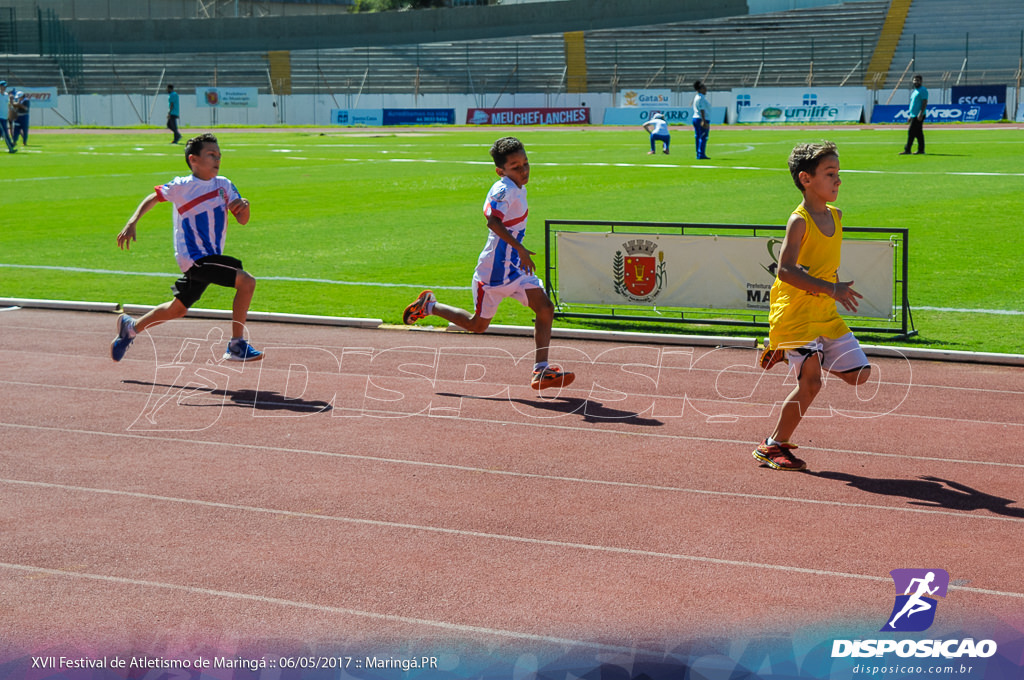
[476,159,530,287]
[403,137,574,391]
[111,133,261,363]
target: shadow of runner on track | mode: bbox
[436,393,664,427]
[806,471,1024,519]
[122,379,333,414]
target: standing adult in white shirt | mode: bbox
[692,81,712,160]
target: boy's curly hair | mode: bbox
[490,136,525,168]
[788,141,838,191]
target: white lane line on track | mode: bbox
[2,331,1024,403]
[0,560,636,653]
[5,371,1024,445]
[5,480,1024,603]
[3,424,1024,517]
[3,359,1024,433]
[3,481,1024,601]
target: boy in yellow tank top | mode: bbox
[753,142,872,471]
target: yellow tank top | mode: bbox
[767,204,851,348]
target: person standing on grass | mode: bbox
[111,133,262,364]
[692,80,712,160]
[401,136,575,391]
[167,84,182,144]
[11,90,29,147]
[753,141,871,471]
[900,74,928,155]
[0,81,15,153]
[642,112,670,155]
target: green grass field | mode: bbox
[2,126,1022,354]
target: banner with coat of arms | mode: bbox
[196,87,258,108]
[556,232,894,319]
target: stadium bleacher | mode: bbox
[0,0,1021,97]
[889,0,1022,86]
[583,1,890,90]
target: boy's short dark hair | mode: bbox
[693,80,703,90]
[788,141,838,191]
[490,136,525,168]
[185,133,218,169]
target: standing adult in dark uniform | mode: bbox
[167,84,182,144]
[900,75,928,155]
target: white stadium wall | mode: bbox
[26,87,1018,128]
[33,92,596,128]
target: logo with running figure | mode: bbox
[613,239,666,303]
[881,569,950,632]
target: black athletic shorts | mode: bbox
[171,254,244,308]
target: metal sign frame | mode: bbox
[544,219,915,338]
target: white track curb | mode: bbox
[2,297,1022,366]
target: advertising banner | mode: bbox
[466,107,590,125]
[618,88,673,108]
[732,86,870,123]
[736,104,863,124]
[330,109,384,126]
[557,232,894,319]
[951,85,1006,106]
[381,108,455,125]
[14,87,58,109]
[734,87,868,107]
[603,106,728,126]
[870,104,1005,123]
[196,87,258,108]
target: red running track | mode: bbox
[0,308,1022,667]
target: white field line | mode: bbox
[0,263,465,291]
[1,263,1020,315]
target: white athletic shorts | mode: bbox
[472,272,544,320]
[784,332,869,377]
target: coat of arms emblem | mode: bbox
[614,239,666,303]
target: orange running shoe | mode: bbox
[759,341,788,370]
[530,365,575,391]
[403,290,435,324]
[752,439,806,471]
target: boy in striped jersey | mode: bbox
[111,133,262,363]
[403,136,574,391]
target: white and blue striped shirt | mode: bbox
[475,176,528,287]
[156,174,241,272]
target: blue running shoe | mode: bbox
[110,314,136,362]
[224,338,263,362]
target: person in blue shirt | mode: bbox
[900,74,928,155]
[167,84,182,144]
